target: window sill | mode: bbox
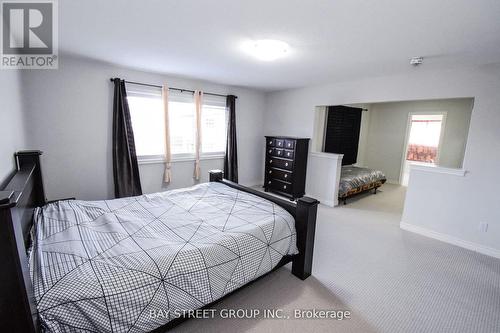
[138,154,225,165]
[410,164,467,177]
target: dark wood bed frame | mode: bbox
[0,151,319,332]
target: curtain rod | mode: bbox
[110,78,237,99]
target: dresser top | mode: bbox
[265,136,310,141]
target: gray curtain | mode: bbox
[224,95,238,182]
[112,78,142,198]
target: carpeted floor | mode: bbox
[170,184,500,333]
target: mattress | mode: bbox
[338,166,387,198]
[29,182,298,332]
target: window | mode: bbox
[128,93,165,157]
[401,113,446,186]
[127,87,227,162]
[323,105,362,166]
[202,95,227,154]
[406,114,444,163]
[168,93,196,157]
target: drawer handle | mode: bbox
[285,163,288,166]
[270,160,273,163]
[269,170,272,174]
[269,141,272,144]
[287,152,291,156]
[268,149,272,153]
[277,151,281,155]
[268,181,271,184]
[283,185,287,189]
[287,143,291,147]
[278,142,282,146]
[284,174,288,178]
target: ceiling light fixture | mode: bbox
[410,56,424,66]
[242,39,290,61]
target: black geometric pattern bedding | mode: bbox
[29,182,297,332]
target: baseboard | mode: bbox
[306,193,335,207]
[242,180,264,188]
[400,222,500,259]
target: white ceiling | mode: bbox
[60,0,500,91]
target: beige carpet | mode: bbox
[171,266,376,333]
[170,184,500,332]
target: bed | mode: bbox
[0,151,318,332]
[338,166,387,205]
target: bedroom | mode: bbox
[309,98,473,206]
[1,1,500,333]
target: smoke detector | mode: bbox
[410,56,424,66]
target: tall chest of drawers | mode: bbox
[264,136,310,200]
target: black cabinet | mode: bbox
[264,136,309,200]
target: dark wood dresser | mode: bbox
[264,136,310,200]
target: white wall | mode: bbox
[353,104,371,168]
[0,69,26,186]
[306,152,343,207]
[359,98,472,182]
[265,65,500,256]
[21,55,267,200]
[311,106,327,152]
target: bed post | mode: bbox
[209,169,224,182]
[208,169,319,280]
[15,151,46,205]
[292,197,319,280]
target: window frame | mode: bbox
[200,94,228,157]
[126,86,227,164]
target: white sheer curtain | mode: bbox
[162,85,172,183]
[193,90,203,180]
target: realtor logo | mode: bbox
[1,0,58,69]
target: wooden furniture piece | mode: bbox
[264,136,310,200]
[0,151,45,333]
[0,152,318,333]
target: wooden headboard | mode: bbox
[0,151,45,332]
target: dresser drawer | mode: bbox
[283,149,294,159]
[266,148,285,158]
[272,148,285,157]
[275,139,285,148]
[267,168,293,182]
[266,179,292,194]
[284,140,295,149]
[267,157,293,170]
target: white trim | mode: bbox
[244,180,265,188]
[306,193,335,207]
[400,222,500,259]
[410,164,466,176]
[309,151,344,160]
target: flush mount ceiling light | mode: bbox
[410,56,424,66]
[242,39,290,61]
